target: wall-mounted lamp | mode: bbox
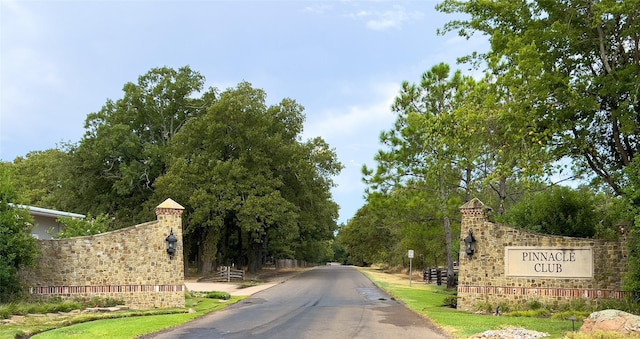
[166,229,178,258]
[464,228,476,257]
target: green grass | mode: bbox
[360,268,577,339]
[29,297,242,339]
[31,313,200,339]
[0,295,244,339]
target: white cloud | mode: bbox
[303,81,398,140]
[303,4,333,14]
[347,5,423,31]
[1,1,39,38]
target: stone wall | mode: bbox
[20,199,186,309]
[457,198,628,312]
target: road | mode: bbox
[148,265,453,339]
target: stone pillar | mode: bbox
[459,198,489,261]
[155,198,185,259]
[457,198,490,311]
[155,198,186,308]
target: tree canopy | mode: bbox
[5,67,342,276]
[70,66,215,226]
[155,82,342,273]
[437,0,640,195]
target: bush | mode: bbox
[551,310,590,320]
[527,299,545,310]
[442,295,457,308]
[54,214,111,238]
[205,291,231,300]
[502,186,599,238]
[506,309,551,317]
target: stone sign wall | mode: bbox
[457,198,628,312]
[20,199,185,309]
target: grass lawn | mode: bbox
[0,296,244,339]
[359,268,577,339]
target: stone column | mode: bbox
[459,198,489,260]
[155,198,186,308]
[457,198,490,311]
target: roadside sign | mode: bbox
[408,250,414,287]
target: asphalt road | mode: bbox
[147,265,453,339]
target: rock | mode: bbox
[468,327,549,339]
[581,309,640,335]
[8,315,25,324]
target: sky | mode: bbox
[0,0,487,224]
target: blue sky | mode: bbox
[1,0,487,224]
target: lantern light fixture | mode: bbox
[464,228,476,257]
[166,229,178,258]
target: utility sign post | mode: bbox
[408,250,414,287]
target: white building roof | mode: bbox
[9,203,85,219]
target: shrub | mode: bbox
[527,299,545,310]
[506,309,551,318]
[475,301,495,313]
[205,291,231,300]
[551,310,590,320]
[442,295,457,308]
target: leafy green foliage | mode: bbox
[0,166,39,302]
[204,291,230,300]
[623,157,640,298]
[501,186,600,238]
[359,63,473,287]
[9,149,77,211]
[442,294,457,308]
[155,81,342,273]
[70,66,214,227]
[54,214,111,238]
[437,0,640,196]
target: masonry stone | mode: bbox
[457,198,628,312]
[20,198,185,310]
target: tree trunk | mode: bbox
[498,177,507,216]
[444,216,455,288]
[198,229,218,275]
[248,241,262,274]
[439,171,455,288]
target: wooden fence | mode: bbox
[216,266,244,282]
[423,267,459,285]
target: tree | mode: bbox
[364,63,474,287]
[337,202,396,266]
[10,148,77,212]
[155,82,342,274]
[437,0,640,196]
[70,66,215,226]
[0,166,39,302]
[502,186,602,238]
[54,214,111,238]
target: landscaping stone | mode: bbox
[8,315,25,324]
[84,306,128,313]
[580,309,640,335]
[468,328,549,339]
